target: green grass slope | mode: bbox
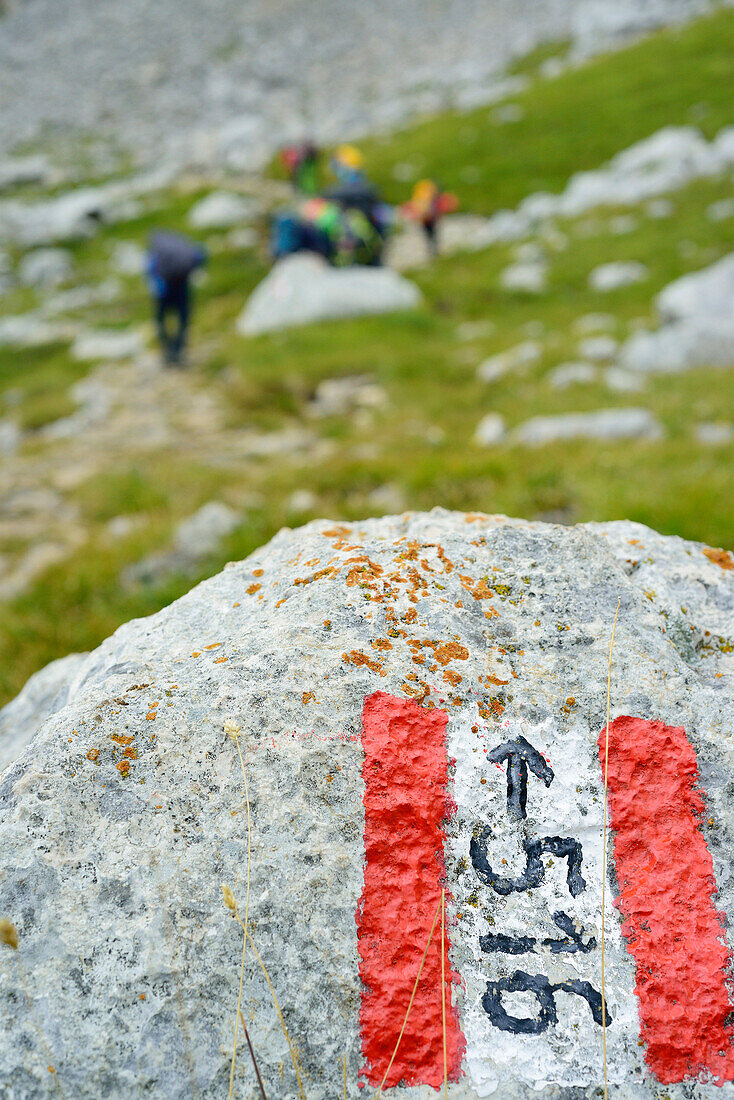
[1,8,733,706]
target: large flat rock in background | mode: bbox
[237,253,422,335]
[1,510,733,1097]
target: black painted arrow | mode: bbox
[487,735,554,819]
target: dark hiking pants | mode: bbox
[154,278,190,364]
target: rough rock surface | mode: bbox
[122,501,242,587]
[0,652,88,773]
[1,510,734,1098]
[620,252,734,373]
[187,191,256,230]
[510,407,662,445]
[17,248,73,289]
[237,253,422,335]
[588,261,649,292]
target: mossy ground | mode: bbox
[1,9,734,705]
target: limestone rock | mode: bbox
[188,191,256,229]
[0,155,50,193]
[511,407,662,445]
[474,412,506,445]
[620,254,734,373]
[307,376,388,419]
[72,329,145,362]
[577,335,618,361]
[477,342,541,383]
[694,421,734,446]
[18,247,73,289]
[500,259,547,293]
[0,652,88,773]
[237,253,422,335]
[0,314,73,348]
[589,261,649,292]
[0,510,733,1098]
[548,362,599,389]
[122,501,241,587]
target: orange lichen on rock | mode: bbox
[303,691,316,705]
[111,734,135,746]
[294,566,337,586]
[86,748,100,763]
[430,641,469,665]
[443,670,462,686]
[371,639,393,651]
[116,760,130,777]
[703,546,734,571]
[252,568,264,577]
[246,584,261,595]
[342,650,382,674]
[204,642,222,650]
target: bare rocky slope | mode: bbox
[0,0,722,173]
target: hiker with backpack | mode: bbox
[279,141,321,194]
[146,231,207,366]
[401,179,458,256]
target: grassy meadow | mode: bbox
[1,7,734,705]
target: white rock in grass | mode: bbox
[237,253,422,335]
[0,419,21,456]
[477,341,541,383]
[548,362,598,389]
[695,422,734,446]
[588,261,648,292]
[577,336,618,361]
[111,240,145,276]
[573,313,616,335]
[706,199,734,223]
[645,198,674,219]
[474,412,506,445]
[511,407,662,445]
[18,247,73,289]
[72,328,144,361]
[367,483,406,513]
[604,367,645,393]
[620,254,734,374]
[188,190,256,229]
[288,489,318,513]
[0,314,72,347]
[308,376,388,418]
[500,259,547,293]
[657,253,734,322]
[1,511,734,1096]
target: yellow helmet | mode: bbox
[335,144,364,171]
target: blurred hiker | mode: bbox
[271,198,384,267]
[279,141,320,194]
[401,179,458,256]
[146,231,206,367]
[330,144,366,185]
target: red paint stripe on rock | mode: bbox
[358,692,465,1088]
[600,716,734,1084]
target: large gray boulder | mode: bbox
[1,510,734,1098]
[237,253,422,335]
[620,253,734,373]
[0,652,88,773]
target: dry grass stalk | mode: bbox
[375,892,444,1100]
[600,597,621,1100]
[224,719,253,1100]
[441,890,448,1100]
[239,1010,267,1099]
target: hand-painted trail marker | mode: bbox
[487,734,554,820]
[357,692,465,1088]
[600,717,734,1085]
